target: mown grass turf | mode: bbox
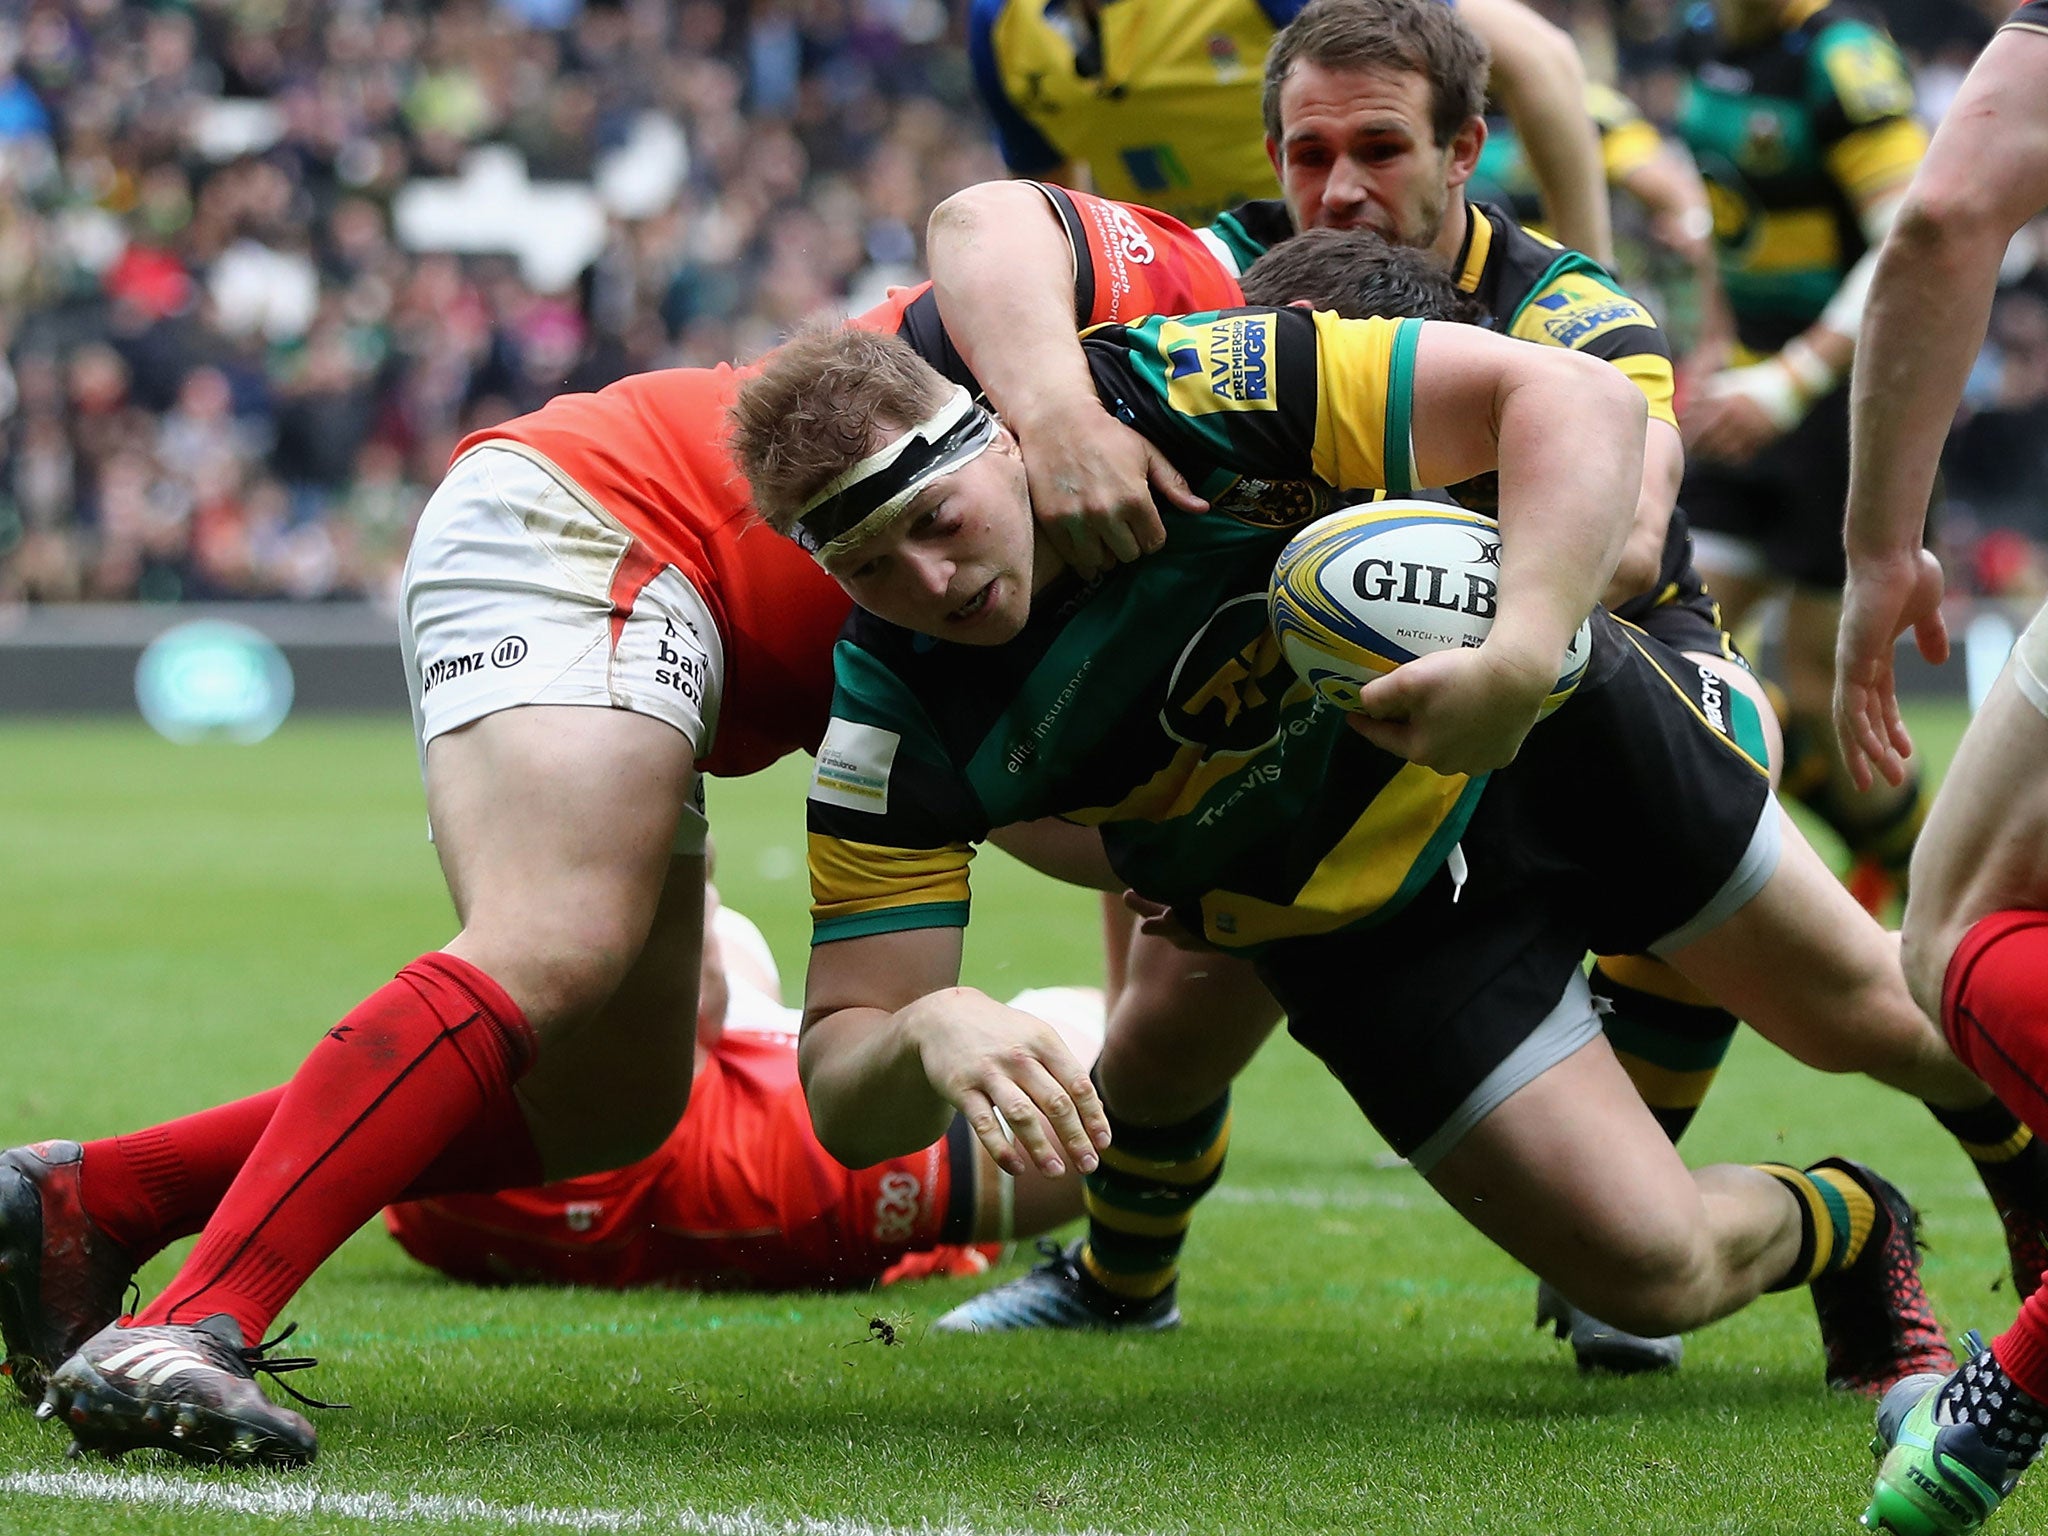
[1,707,2039,1535]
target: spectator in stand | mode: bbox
[0,0,1004,606]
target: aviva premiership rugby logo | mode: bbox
[1162,315,1279,416]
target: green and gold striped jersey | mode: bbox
[1675,0,1926,354]
[1204,198,1676,434]
[1202,197,1672,526]
[807,307,1489,955]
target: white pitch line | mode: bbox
[0,1471,1148,1536]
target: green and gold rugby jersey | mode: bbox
[1203,197,1673,528]
[808,307,1488,955]
[1204,198,1676,435]
[1675,0,1925,355]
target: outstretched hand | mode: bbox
[906,988,1110,1179]
[1835,547,1949,790]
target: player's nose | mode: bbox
[901,545,954,600]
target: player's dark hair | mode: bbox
[726,323,953,534]
[1262,0,1490,150]
[1239,227,1483,324]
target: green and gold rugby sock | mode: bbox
[1590,956,1739,1146]
[1080,1088,1230,1307]
[1759,1161,1882,1290]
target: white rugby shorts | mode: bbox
[400,444,722,852]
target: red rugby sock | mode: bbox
[79,1089,286,1262]
[1998,1280,2048,1405]
[1943,910,2048,1139]
[132,952,540,1341]
[80,1076,549,1266]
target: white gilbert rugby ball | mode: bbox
[1267,501,1592,715]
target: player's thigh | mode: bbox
[1904,648,2048,1013]
[428,707,698,1027]
[1664,808,1961,1090]
[404,447,719,1026]
[1099,934,1282,1125]
[1424,1035,1718,1324]
[515,851,706,1177]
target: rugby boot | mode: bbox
[930,1239,1180,1334]
[39,1315,327,1467]
[1534,1280,1683,1375]
[0,1141,137,1404]
[1863,1340,2029,1535]
[1810,1159,1956,1397]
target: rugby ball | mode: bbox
[1267,502,1592,715]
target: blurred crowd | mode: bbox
[0,0,1000,604]
[3,0,2048,607]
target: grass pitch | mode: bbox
[1,705,2040,1535]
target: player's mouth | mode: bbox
[946,579,997,624]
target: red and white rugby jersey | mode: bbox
[453,188,1238,779]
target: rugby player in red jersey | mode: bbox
[382,880,1098,1294]
[0,186,1237,1467]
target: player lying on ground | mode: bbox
[916,0,2048,1367]
[384,879,1096,1292]
[729,308,1980,1438]
[0,185,1243,1468]
[1832,8,2048,1530]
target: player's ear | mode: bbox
[1445,115,1486,190]
[1288,298,1314,309]
[1266,134,1284,179]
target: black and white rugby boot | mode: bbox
[39,1315,328,1467]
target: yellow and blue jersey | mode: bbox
[807,308,1492,955]
[1675,0,1926,353]
[967,0,1310,224]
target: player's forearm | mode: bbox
[1491,357,1645,668]
[927,183,1095,430]
[798,1002,959,1168]
[1625,149,1714,260]
[1847,204,2004,563]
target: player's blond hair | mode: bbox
[727,324,953,534]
